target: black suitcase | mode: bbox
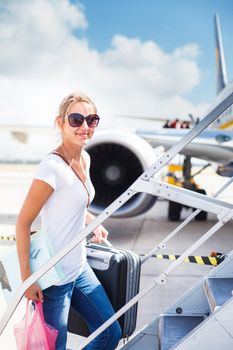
[68,243,141,338]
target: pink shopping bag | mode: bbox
[14,300,58,350]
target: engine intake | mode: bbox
[86,129,157,217]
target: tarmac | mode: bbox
[0,166,233,349]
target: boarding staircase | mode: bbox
[1,92,233,349]
[120,249,233,350]
[162,270,233,350]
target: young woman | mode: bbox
[16,92,122,349]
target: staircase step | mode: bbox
[204,277,233,312]
[158,314,205,350]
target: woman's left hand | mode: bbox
[92,224,109,243]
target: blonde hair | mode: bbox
[58,92,97,122]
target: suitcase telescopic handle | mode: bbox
[87,237,113,248]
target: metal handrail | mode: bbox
[1,91,233,339]
[141,176,233,264]
[79,222,231,349]
[78,177,233,350]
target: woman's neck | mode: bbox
[57,143,82,163]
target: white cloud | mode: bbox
[173,43,200,59]
[0,0,209,129]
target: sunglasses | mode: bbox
[66,113,100,128]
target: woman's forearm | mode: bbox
[85,211,109,243]
[16,220,32,281]
[86,211,96,225]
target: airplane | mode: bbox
[1,14,233,220]
[83,13,233,219]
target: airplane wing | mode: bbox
[1,124,233,164]
[136,128,233,164]
[115,114,193,123]
[1,122,233,219]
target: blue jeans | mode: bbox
[42,262,122,350]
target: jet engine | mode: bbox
[85,129,157,217]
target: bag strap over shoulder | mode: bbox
[50,151,90,207]
[50,151,70,166]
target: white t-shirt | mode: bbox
[34,150,95,285]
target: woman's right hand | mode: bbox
[24,283,43,302]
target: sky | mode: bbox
[0,0,232,130]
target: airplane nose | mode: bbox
[215,134,231,143]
